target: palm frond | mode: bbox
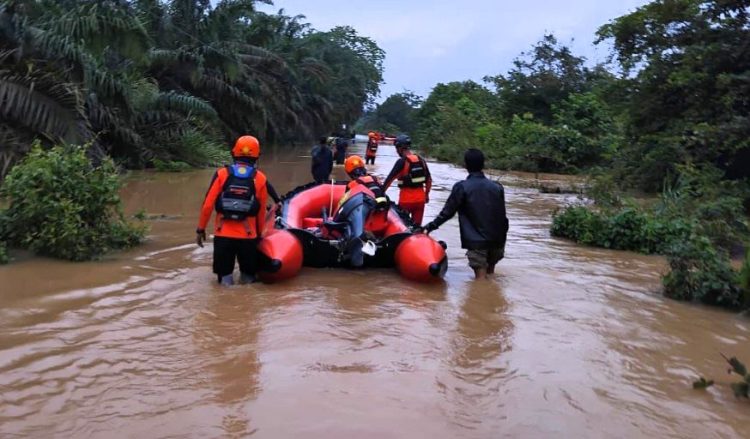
[147,47,204,68]
[154,91,218,119]
[0,68,83,141]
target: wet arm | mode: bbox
[266,181,281,204]
[423,159,432,196]
[198,171,222,231]
[256,181,269,236]
[499,184,509,237]
[382,158,404,191]
[429,183,464,229]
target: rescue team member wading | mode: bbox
[420,148,508,280]
[382,135,432,226]
[365,131,379,165]
[196,135,278,286]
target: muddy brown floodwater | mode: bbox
[1,141,749,438]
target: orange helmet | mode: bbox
[344,155,366,174]
[368,131,376,138]
[232,135,260,158]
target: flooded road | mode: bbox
[1,141,749,438]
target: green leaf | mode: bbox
[692,377,714,390]
[722,354,748,377]
[730,382,749,399]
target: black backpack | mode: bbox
[399,154,427,187]
[355,176,389,210]
[215,164,260,220]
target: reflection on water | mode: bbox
[1,142,749,438]
[440,281,513,434]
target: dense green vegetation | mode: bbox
[552,167,748,254]
[552,167,749,309]
[740,249,750,303]
[0,241,7,264]
[355,91,422,135]
[367,1,749,190]
[363,34,622,174]
[551,167,749,308]
[0,0,384,262]
[0,0,384,177]
[0,144,145,261]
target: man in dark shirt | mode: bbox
[311,136,334,183]
[421,148,509,280]
[334,135,349,164]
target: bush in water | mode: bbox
[1,144,146,261]
[662,236,744,309]
[153,159,192,172]
[693,355,749,399]
[551,166,749,310]
[550,205,693,255]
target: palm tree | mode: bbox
[0,0,384,178]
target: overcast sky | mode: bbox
[259,0,652,102]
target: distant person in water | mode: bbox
[311,136,334,183]
[420,148,508,280]
[196,135,279,286]
[365,131,379,165]
[334,135,349,165]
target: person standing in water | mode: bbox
[421,148,508,280]
[382,135,432,226]
[311,136,334,183]
[365,131,379,165]
[332,133,349,165]
[196,135,274,285]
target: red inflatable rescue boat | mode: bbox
[256,182,447,283]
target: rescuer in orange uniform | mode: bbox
[382,135,432,226]
[365,131,379,165]
[340,155,388,208]
[196,135,275,286]
[323,155,389,267]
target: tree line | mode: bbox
[363,1,749,193]
[0,0,385,177]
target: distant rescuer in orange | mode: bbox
[196,135,274,286]
[365,131,379,165]
[382,135,432,226]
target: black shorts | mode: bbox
[213,236,259,278]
